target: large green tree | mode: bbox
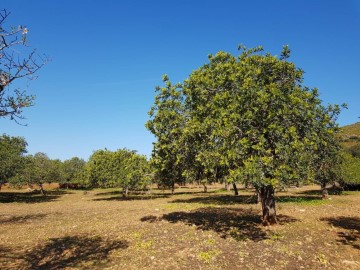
[147,45,343,225]
[146,76,187,192]
[0,134,27,189]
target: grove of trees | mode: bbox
[0,5,357,227]
[2,42,358,226]
[1,134,151,197]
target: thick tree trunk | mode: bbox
[171,181,175,194]
[39,183,46,196]
[259,185,277,226]
[122,186,128,198]
[232,183,239,196]
[321,183,328,199]
[203,183,207,193]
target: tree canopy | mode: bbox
[147,45,343,225]
[85,148,150,196]
[0,134,27,188]
[10,152,60,194]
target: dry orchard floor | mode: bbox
[0,185,359,269]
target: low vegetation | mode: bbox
[0,185,359,269]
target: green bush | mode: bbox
[341,152,360,185]
[347,144,360,158]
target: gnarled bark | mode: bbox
[321,183,328,199]
[259,185,277,226]
[38,183,46,196]
[232,183,238,195]
[122,186,128,197]
[171,180,175,194]
[203,182,208,193]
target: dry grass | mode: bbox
[0,185,359,269]
[339,122,360,149]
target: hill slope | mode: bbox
[338,122,360,149]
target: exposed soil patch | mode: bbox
[0,185,359,269]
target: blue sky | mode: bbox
[1,0,359,160]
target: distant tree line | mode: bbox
[0,134,151,196]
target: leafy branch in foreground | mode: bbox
[0,9,48,123]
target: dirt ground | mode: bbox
[0,184,359,270]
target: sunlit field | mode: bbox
[1,184,359,269]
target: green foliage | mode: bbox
[147,45,343,192]
[146,77,187,189]
[341,152,360,184]
[346,144,360,158]
[10,153,60,189]
[61,157,86,185]
[85,148,150,191]
[0,134,27,187]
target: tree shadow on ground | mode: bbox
[171,194,325,206]
[95,190,213,197]
[20,235,128,269]
[321,216,360,250]
[170,195,256,205]
[0,214,47,224]
[276,195,324,204]
[297,188,343,196]
[142,207,298,242]
[94,190,145,196]
[295,189,322,195]
[0,245,20,269]
[0,190,69,204]
[93,194,170,201]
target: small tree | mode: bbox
[0,134,27,189]
[11,152,55,195]
[86,148,150,196]
[61,157,86,188]
[0,9,47,122]
[86,149,114,188]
